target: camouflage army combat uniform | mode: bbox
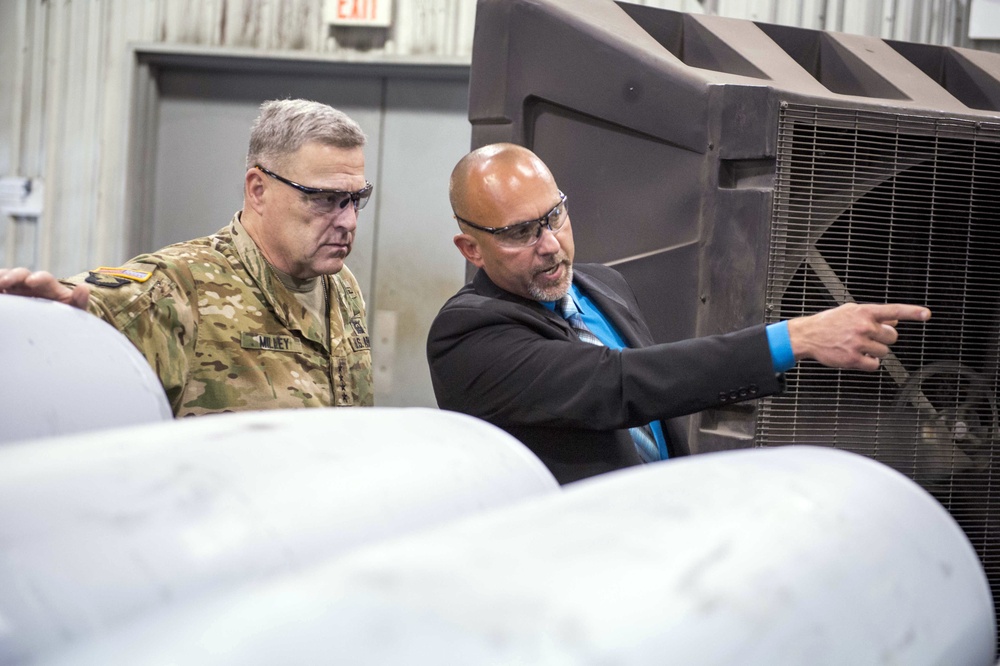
[64,215,374,416]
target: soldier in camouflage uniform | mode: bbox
[0,99,374,414]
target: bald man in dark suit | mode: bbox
[427,143,930,484]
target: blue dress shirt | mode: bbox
[543,285,796,461]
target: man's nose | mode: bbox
[334,204,358,232]
[535,224,562,254]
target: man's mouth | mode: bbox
[323,241,351,257]
[538,262,563,277]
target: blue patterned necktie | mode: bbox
[557,294,661,463]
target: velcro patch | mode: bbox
[85,272,130,288]
[349,334,370,352]
[349,317,367,337]
[348,317,370,351]
[241,332,303,353]
[93,266,153,282]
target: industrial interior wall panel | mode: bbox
[1,0,481,279]
[2,0,992,278]
[469,0,1000,639]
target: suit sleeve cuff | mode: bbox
[766,320,795,373]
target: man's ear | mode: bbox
[245,168,267,214]
[453,233,485,268]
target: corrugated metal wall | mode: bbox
[0,0,994,275]
[709,0,970,44]
[0,0,481,274]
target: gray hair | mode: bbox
[246,98,367,170]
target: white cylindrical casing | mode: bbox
[0,407,558,663]
[34,445,996,666]
[0,295,172,443]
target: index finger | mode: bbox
[863,303,931,323]
[0,267,32,290]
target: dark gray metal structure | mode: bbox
[470,0,1000,623]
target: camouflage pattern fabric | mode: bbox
[63,215,374,416]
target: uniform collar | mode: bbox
[230,213,329,349]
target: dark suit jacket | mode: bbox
[427,264,784,484]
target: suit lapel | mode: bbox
[574,267,653,348]
[470,266,651,345]
[471,268,575,334]
[576,266,684,455]
[470,265,679,455]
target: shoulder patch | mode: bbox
[85,272,129,288]
[348,317,370,351]
[93,266,154,282]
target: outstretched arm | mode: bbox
[0,268,90,310]
[788,302,931,371]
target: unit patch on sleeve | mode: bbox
[85,266,154,288]
[348,316,370,351]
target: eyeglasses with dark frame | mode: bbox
[255,164,373,215]
[454,192,568,248]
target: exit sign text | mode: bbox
[324,0,393,27]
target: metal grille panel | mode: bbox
[757,103,1000,610]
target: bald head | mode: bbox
[449,143,556,227]
[447,143,575,301]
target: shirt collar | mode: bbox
[540,283,583,313]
